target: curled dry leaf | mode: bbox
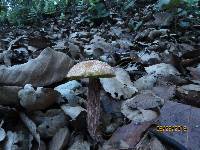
[100,68,138,100]
[18,84,60,111]
[49,127,70,150]
[0,48,74,87]
[19,112,40,147]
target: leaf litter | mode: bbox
[0,0,200,149]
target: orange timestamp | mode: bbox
[156,125,188,132]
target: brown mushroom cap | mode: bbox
[67,60,115,79]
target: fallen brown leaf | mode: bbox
[0,48,74,87]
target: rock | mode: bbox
[103,121,153,149]
[159,101,200,150]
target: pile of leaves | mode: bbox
[0,0,200,149]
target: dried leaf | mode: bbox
[20,112,40,147]
[28,36,52,49]
[121,91,162,123]
[54,80,82,105]
[188,64,200,80]
[61,104,86,120]
[137,136,167,150]
[103,121,153,149]
[152,86,176,101]
[134,75,157,91]
[100,68,138,100]
[145,63,180,77]
[150,12,173,27]
[68,136,90,150]
[31,109,68,138]
[0,128,6,142]
[176,84,200,107]
[0,48,74,87]
[49,127,70,150]
[4,131,33,150]
[125,91,164,110]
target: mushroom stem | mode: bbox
[87,78,101,142]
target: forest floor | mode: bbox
[0,1,200,150]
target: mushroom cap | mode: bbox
[67,60,115,79]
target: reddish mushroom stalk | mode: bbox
[88,78,101,141]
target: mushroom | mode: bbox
[67,60,115,142]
